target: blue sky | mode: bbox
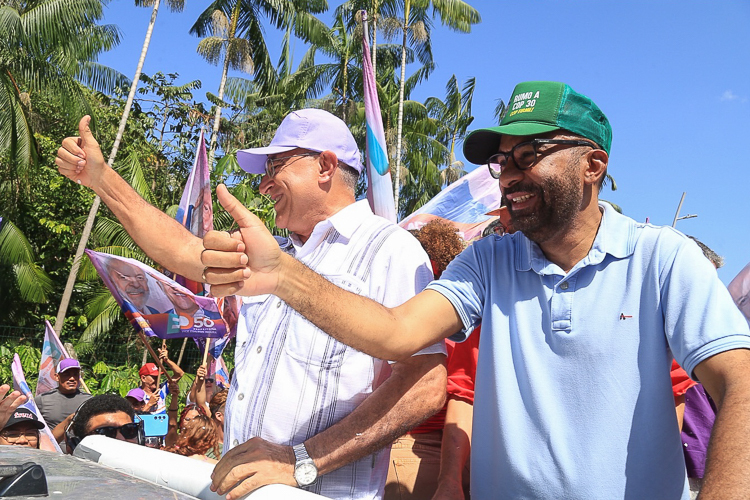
[98,1,750,285]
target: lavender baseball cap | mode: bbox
[237,109,364,174]
[56,358,81,374]
[126,388,146,402]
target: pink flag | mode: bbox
[362,11,397,222]
[399,166,503,241]
[36,320,70,397]
[174,131,213,295]
[11,354,62,453]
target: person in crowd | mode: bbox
[57,109,446,500]
[728,261,750,320]
[178,403,206,432]
[125,388,148,413]
[189,362,218,415]
[163,414,219,463]
[163,377,181,448]
[0,407,44,449]
[434,212,515,500]
[385,219,465,500]
[200,81,750,499]
[678,236,725,499]
[206,389,227,460]
[137,347,184,413]
[65,394,142,453]
[35,358,91,432]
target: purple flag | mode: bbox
[12,354,62,453]
[86,249,227,339]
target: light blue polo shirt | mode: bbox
[428,202,750,500]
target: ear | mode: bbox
[317,150,339,184]
[583,149,609,188]
[53,372,60,383]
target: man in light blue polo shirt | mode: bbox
[202,81,750,499]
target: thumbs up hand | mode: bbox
[201,184,285,298]
[55,115,107,188]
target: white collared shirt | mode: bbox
[226,200,442,499]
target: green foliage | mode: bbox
[0,343,41,393]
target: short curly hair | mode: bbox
[72,394,135,438]
[414,219,465,278]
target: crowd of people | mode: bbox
[0,79,748,500]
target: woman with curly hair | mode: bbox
[163,413,218,463]
[413,219,466,278]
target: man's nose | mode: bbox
[499,160,524,190]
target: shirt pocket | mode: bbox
[282,273,367,370]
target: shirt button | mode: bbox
[242,341,247,347]
[257,346,262,354]
[237,393,244,401]
[560,281,569,290]
[276,301,282,308]
[233,439,239,447]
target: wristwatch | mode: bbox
[292,442,318,487]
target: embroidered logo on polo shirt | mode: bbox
[619,313,633,320]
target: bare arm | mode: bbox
[210,353,447,499]
[164,378,181,448]
[159,347,185,381]
[693,348,750,498]
[192,364,210,415]
[55,116,207,280]
[203,185,464,361]
[433,398,473,500]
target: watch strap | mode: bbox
[293,442,311,462]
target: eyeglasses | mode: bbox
[486,139,598,179]
[1,430,39,443]
[89,422,140,440]
[264,152,319,178]
[205,378,214,384]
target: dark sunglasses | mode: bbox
[90,422,140,440]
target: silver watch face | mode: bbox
[294,462,317,486]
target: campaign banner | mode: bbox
[86,249,227,339]
[174,131,213,295]
[399,166,503,241]
[11,354,62,453]
[193,295,239,366]
[729,261,750,321]
[36,320,70,397]
[209,355,230,390]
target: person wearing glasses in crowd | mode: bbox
[56,109,446,500]
[199,81,750,500]
[0,408,45,449]
[66,394,142,452]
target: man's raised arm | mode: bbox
[202,185,463,361]
[55,116,209,281]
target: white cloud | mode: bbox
[720,90,740,101]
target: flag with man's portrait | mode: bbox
[35,320,69,397]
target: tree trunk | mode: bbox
[53,0,162,336]
[394,0,410,216]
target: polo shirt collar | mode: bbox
[290,200,372,251]
[515,201,638,275]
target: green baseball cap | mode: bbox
[464,81,612,164]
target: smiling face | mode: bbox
[0,422,40,448]
[498,133,587,243]
[159,281,199,315]
[259,148,327,241]
[108,259,150,309]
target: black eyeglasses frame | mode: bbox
[486,139,598,179]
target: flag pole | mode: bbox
[138,331,174,383]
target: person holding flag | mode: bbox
[56,110,446,500]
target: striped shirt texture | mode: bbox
[225,200,439,499]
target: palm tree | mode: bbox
[381,0,480,210]
[53,0,185,336]
[0,0,125,170]
[425,75,475,185]
[190,0,330,166]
